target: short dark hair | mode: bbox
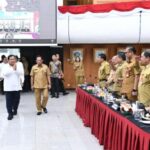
[143,51,150,58]
[36,55,43,60]
[8,55,16,60]
[126,46,136,54]
[98,53,106,61]
[1,55,6,61]
[117,52,126,61]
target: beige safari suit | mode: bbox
[30,64,50,112]
[107,69,116,92]
[138,64,150,106]
[113,62,126,95]
[121,57,140,101]
[98,61,110,88]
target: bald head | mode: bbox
[111,55,118,65]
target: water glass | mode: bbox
[134,109,144,120]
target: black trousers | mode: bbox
[23,75,30,92]
[59,79,66,93]
[0,80,4,94]
[5,91,20,115]
[51,77,59,96]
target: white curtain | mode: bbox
[57,8,150,43]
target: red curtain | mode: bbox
[76,88,150,150]
[58,1,150,14]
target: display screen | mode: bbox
[0,48,20,60]
[0,0,56,44]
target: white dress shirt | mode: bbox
[17,61,25,85]
[0,62,7,80]
[2,63,24,91]
[0,63,2,81]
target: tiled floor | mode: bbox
[0,91,103,150]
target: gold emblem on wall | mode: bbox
[93,48,108,63]
[70,48,84,61]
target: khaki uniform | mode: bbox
[30,64,50,112]
[121,57,140,101]
[98,61,110,88]
[140,65,145,71]
[107,69,116,92]
[138,64,150,106]
[113,62,126,95]
[73,61,85,85]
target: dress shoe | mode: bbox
[7,114,13,120]
[37,112,42,115]
[43,107,48,113]
[63,92,69,95]
[13,110,17,115]
[55,95,59,98]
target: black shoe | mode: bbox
[43,107,48,113]
[37,112,42,115]
[13,110,17,115]
[7,114,13,120]
[55,95,59,98]
[51,95,55,98]
[63,92,69,95]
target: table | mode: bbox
[75,87,150,150]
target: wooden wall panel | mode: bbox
[63,0,140,5]
[93,0,142,4]
[63,0,92,5]
[63,44,149,89]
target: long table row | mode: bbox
[75,87,150,150]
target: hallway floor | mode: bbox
[0,91,103,150]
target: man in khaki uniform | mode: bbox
[112,52,126,96]
[107,55,118,92]
[98,53,110,88]
[138,51,150,106]
[121,46,141,101]
[30,56,51,115]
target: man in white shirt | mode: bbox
[2,55,24,120]
[0,55,8,94]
